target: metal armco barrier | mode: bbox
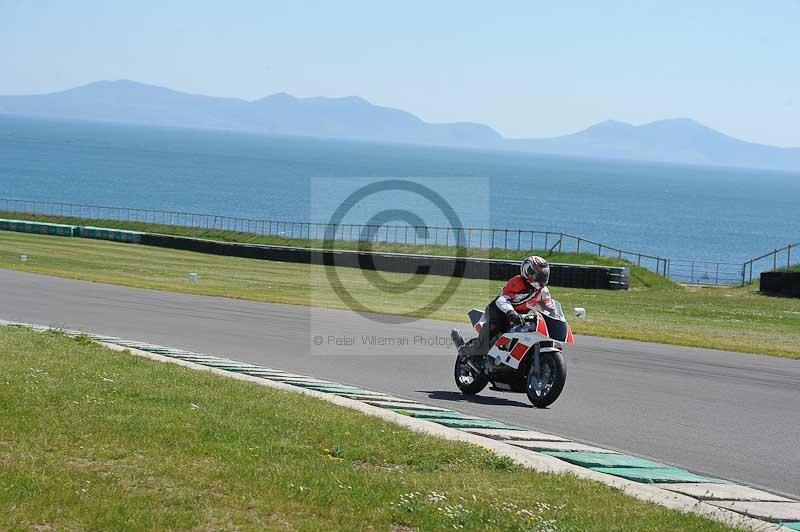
[139,233,629,289]
[760,271,800,297]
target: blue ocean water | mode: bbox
[1,114,798,263]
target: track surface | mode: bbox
[2,269,798,498]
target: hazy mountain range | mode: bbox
[2,80,799,172]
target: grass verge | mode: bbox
[0,210,672,289]
[2,231,800,358]
[0,326,736,531]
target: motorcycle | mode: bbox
[450,299,580,408]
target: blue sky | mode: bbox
[1,1,799,146]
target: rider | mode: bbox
[452,255,552,359]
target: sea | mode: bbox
[1,114,798,264]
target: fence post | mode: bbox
[788,244,792,269]
[491,230,495,249]
[774,249,778,270]
[577,238,582,254]
[517,230,521,250]
[504,229,508,250]
[544,232,549,251]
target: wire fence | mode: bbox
[1,197,797,285]
[664,259,745,285]
[743,242,799,283]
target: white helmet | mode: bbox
[521,256,550,289]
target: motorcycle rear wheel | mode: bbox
[526,351,566,408]
[454,350,489,395]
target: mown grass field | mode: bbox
[1,230,799,358]
[0,326,737,531]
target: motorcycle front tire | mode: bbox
[526,350,566,408]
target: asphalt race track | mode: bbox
[1,269,798,499]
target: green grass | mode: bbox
[0,326,737,531]
[0,210,672,289]
[1,230,799,358]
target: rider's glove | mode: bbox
[505,310,522,327]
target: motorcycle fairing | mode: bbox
[468,308,485,333]
[488,331,539,370]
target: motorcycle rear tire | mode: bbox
[526,351,566,408]
[454,354,489,395]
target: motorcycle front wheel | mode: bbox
[454,348,489,395]
[526,351,566,408]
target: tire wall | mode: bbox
[760,271,800,297]
[0,220,629,290]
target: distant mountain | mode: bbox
[0,80,503,149]
[512,118,800,171]
[1,80,798,172]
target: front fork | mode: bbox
[532,344,541,377]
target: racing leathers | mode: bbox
[464,275,554,358]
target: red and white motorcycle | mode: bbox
[451,299,582,408]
